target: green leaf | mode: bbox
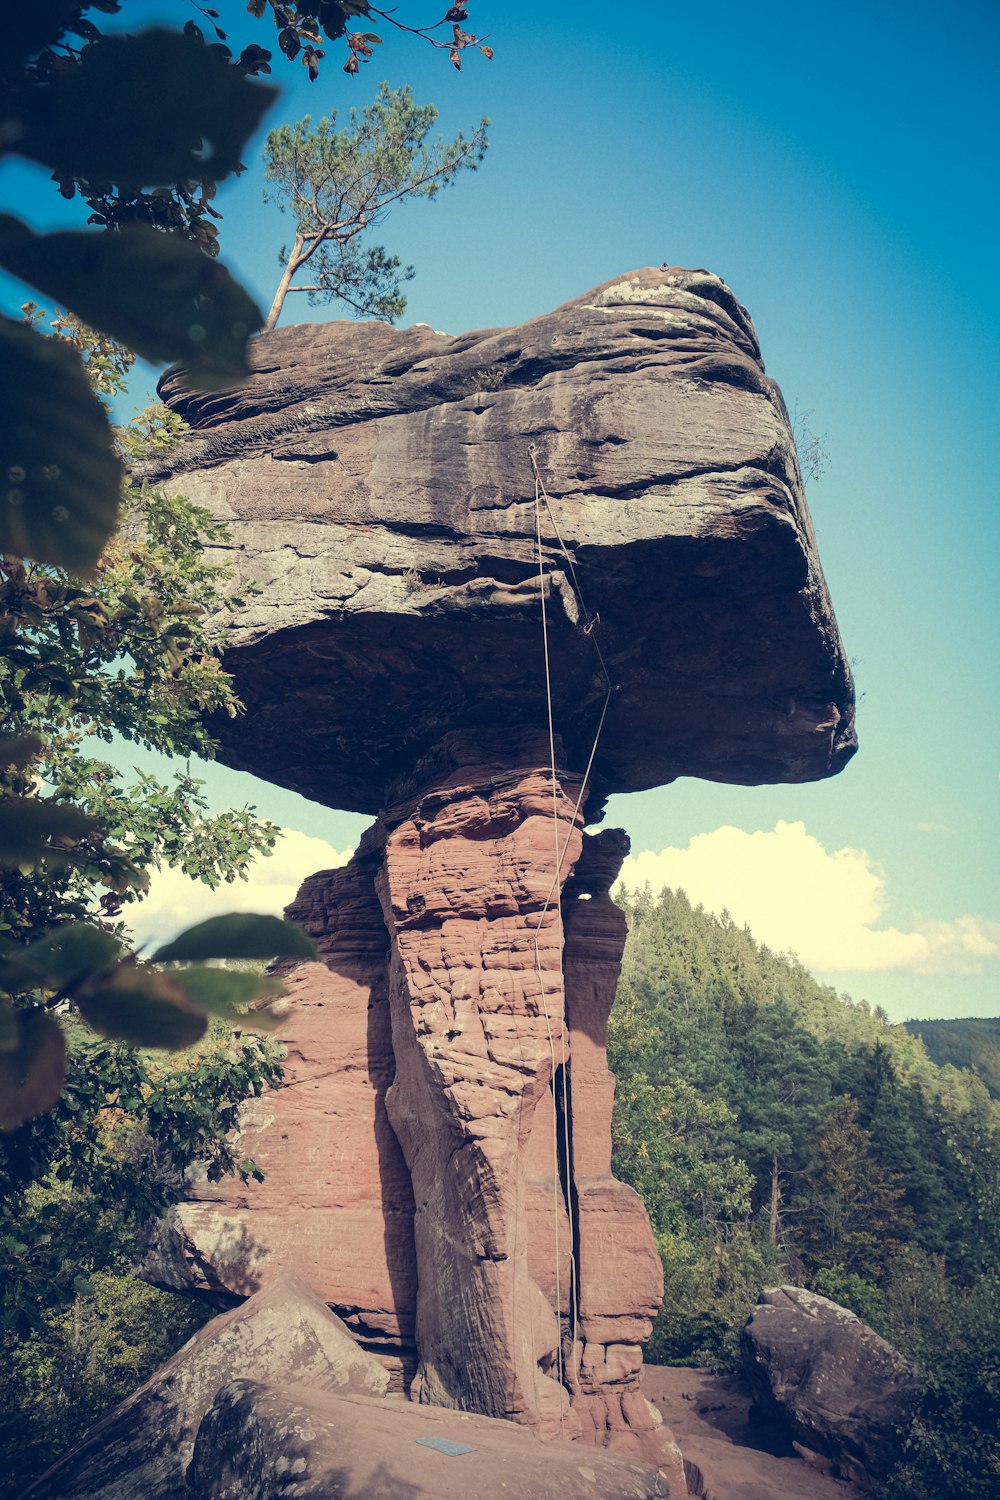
[0,734,44,771]
[0,216,261,391]
[15,29,277,188]
[278,27,300,59]
[0,1009,67,1131]
[153,913,316,964]
[0,316,122,573]
[0,795,103,869]
[7,922,124,990]
[173,965,286,1025]
[77,967,207,1050]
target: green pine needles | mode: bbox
[262,83,488,329]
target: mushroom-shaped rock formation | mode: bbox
[150,266,855,815]
[143,269,854,1477]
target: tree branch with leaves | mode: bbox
[262,83,488,329]
[0,311,318,1130]
[0,3,493,1133]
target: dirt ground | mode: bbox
[642,1365,864,1500]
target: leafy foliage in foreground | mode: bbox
[2,1,491,1115]
[0,1024,283,1497]
[1,23,273,574]
[609,885,1000,1495]
[2,1271,206,1498]
[1,315,313,1129]
[1,2,492,573]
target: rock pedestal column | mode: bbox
[563,832,681,1477]
[374,734,583,1438]
[142,732,681,1472]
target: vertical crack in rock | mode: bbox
[561,829,681,1473]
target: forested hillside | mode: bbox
[904,1016,1000,1099]
[609,885,1000,1500]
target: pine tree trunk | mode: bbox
[769,1153,780,1244]
[262,234,304,333]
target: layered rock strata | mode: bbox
[187,1380,677,1500]
[148,849,418,1383]
[146,266,856,816]
[151,736,677,1469]
[22,1276,389,1500]
[25,1278,678,1500]
[561,830,667,1459]
[375,739,583,1438]
[143,268,855,1481]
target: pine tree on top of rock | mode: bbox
[261,83,489,331]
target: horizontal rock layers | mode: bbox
[26,1279,678,1500]
[148,267,856,816]
[375,741,583,1438]
[146,845,418,1383]
[188,1380,677,1500]
[149,735,678,1472]
[144,269,856,1483]
[22,1276,389,1500]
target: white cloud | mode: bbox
[617,820,1000,975]
[128,829,352,951]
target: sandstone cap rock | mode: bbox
[148,267,856,814]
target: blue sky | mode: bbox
[3,0,998,1021]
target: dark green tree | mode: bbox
[1,3,493,576]
[607,882,1000,1381]
[611,1072,752,1234]
[1,315,316,1131]
[2,0,494,1131]
[794,1094,910,1280]
[725,995,832,1244]
[904,1017,1000,1098]
[878,1274,1000,1500]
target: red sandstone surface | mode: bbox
[643,1366,863,1500]
[148,267,856,814]
[141,267,857,1487]
[148,735,682,1475]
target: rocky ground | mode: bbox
[643,1365,864,1500]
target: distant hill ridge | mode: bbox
[903,1016,1000,1099]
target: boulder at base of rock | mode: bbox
[20,1274,388,1500]
[740,1286,923,1485]
[187,1379,676,1499]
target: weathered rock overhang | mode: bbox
[147,266,856,815]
